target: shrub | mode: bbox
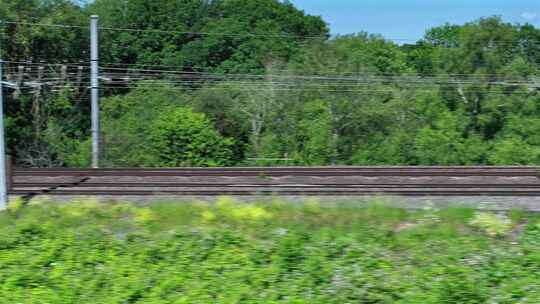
[469,212,513,236]
[100,84,235,167]
[1,200,539,303]
[148,107,235,167]
[202,197,273,223]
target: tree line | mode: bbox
[1,0,539,167]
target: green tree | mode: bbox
[0,0,86,61]
[148,107,235,167]
[0,0,89,166]
[350,130,413,165]
[290,33,410,76]
[488,137,540,165]
[100,83,233,167]
[88,0,328,73]
[260,99,338,165]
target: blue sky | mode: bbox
[290,0,540,42]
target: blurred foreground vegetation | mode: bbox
[1,197,540,303]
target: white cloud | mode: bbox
[520,11,538,22]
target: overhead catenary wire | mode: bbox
[28,78,537,91]
[36,80,537,91]
[5,78,536,96]
[93,77,536,88]
[2,20,538,85]
[5,61,535,86]
[97,66,537,83]
[93,84,536,95]
[100,75,536,86]
[3,57,538,97]
[7,82,535,98]
[17,77,534,92]
[2,60,91,66]
[6,75,537,92]
[10,77,539,90]
[9,64,537,82]
[0,60,520,77]
[98,61,540,78]
[11,75,534,88]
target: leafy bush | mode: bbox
[148,107,235,167]
[99,84,235,167]
[469,212,513,236]
[201,196,273,223]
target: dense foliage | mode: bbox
[1,198,540,302]
[96,84,235,167]
[0,0,539,166]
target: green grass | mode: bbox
[1,197,540,303]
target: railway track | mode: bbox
[10,166,540,196]
[13,166,540,176]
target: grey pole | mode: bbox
[90,15,100,168]
[0,59,8,209]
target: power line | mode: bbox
[99,63,540,78]
[2,60,90,66]
[0,21,86,30]
[5,81,535,97]
[97,66,536,83]
[33,80,536,92]
[9,76,534,92]
[5,74,536,90]
[73,77,540,90]
[2,20,540,47]
[94,83,536,95]
[99,61,540,77]
[5,60,535,84]
[5,59,539,79]
[95,78,535,88]
[3,59,537,95]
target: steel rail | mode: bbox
[12,166,540,177]
[12,183,540,188]
[10,189,540,196]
